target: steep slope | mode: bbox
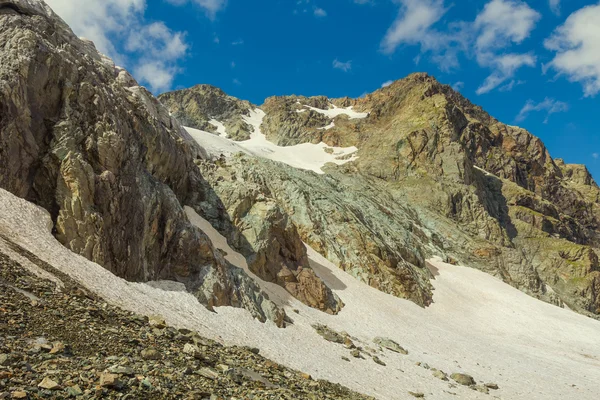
[0,0,293,324]
[162,73,600,317]
[2,186,599,400]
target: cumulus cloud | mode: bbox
[516,97,569,123]
[544,3,600,97]
[474,0,540,53]
[381,80,394,88]
[380,0,448,54]
[333,59,352,72]
[379,0,540,94]
[45,0,196,93]
[474,0,540,94]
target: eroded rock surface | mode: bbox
[0,0,284,324]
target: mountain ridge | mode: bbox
[160,72,600,317]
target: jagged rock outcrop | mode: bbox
[193,158,344,314]
[0,0,286,325]
[159,85,255,140]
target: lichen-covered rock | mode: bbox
[194,159,343,314]
[0,0,284,325]
[158,85,255,140]
[195,155,435,307]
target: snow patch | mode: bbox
[186,108,358,174]
[300,104,369,119]
[208,119,227,137]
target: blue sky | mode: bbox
[47,0,600,179]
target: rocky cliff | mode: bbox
[162,74,600,317]
[0,0,292,324]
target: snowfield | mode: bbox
[296,103,370,119]
[1,188,599,400]
[185,108,358,174]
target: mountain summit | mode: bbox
[160,72,600,317]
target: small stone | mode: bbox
[99,373,120,388]
[183,344,202,359]
[38,377,61,390]
[341,356,350,362]
[108,366,135,376]
[49,342,65,354]
[140,378,153,389]
[198,367,219,380]
[65,385,83,397]
[372,356,386,366]
[350,349,361,358]
[300,373,312,380]
[474,385,489,394]
[140,349,160,360]
[11,392,27,399]
[374,337,408,355]
[0,354,9,366]
[408,391,425,398]
[432,370,448,381]
[450,373,476,386]
[148,315,166,329]
[485,383,499,390]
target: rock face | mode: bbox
[163,73,600,318]
[158,85,255,141]
[194,155,435,308]
[0,0,285,325]
[193,159,344,314]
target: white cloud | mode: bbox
[133,62,181,94]
[45,0,192,93]
[549,0,561,15]
[314,7,327,17]
[476,52,536,94]
[380,0,539,91]
[544,4,600,97]
[333,59,352,72]
[165,0,227,19]
[231,39,244,46]
[380,0,448,54]
[593,152,599,159]
[516,97,569,123]
[452,81,464,91]
[474,0,541,53]
[381,80,394,88]
[474,0,540,94]
[498,79,525,92]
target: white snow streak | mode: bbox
[299,104,369,119]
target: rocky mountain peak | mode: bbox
[159,84,255,140]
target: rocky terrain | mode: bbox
[0,0,337,320]
[0,236,370,399]
[165,73,600,318]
